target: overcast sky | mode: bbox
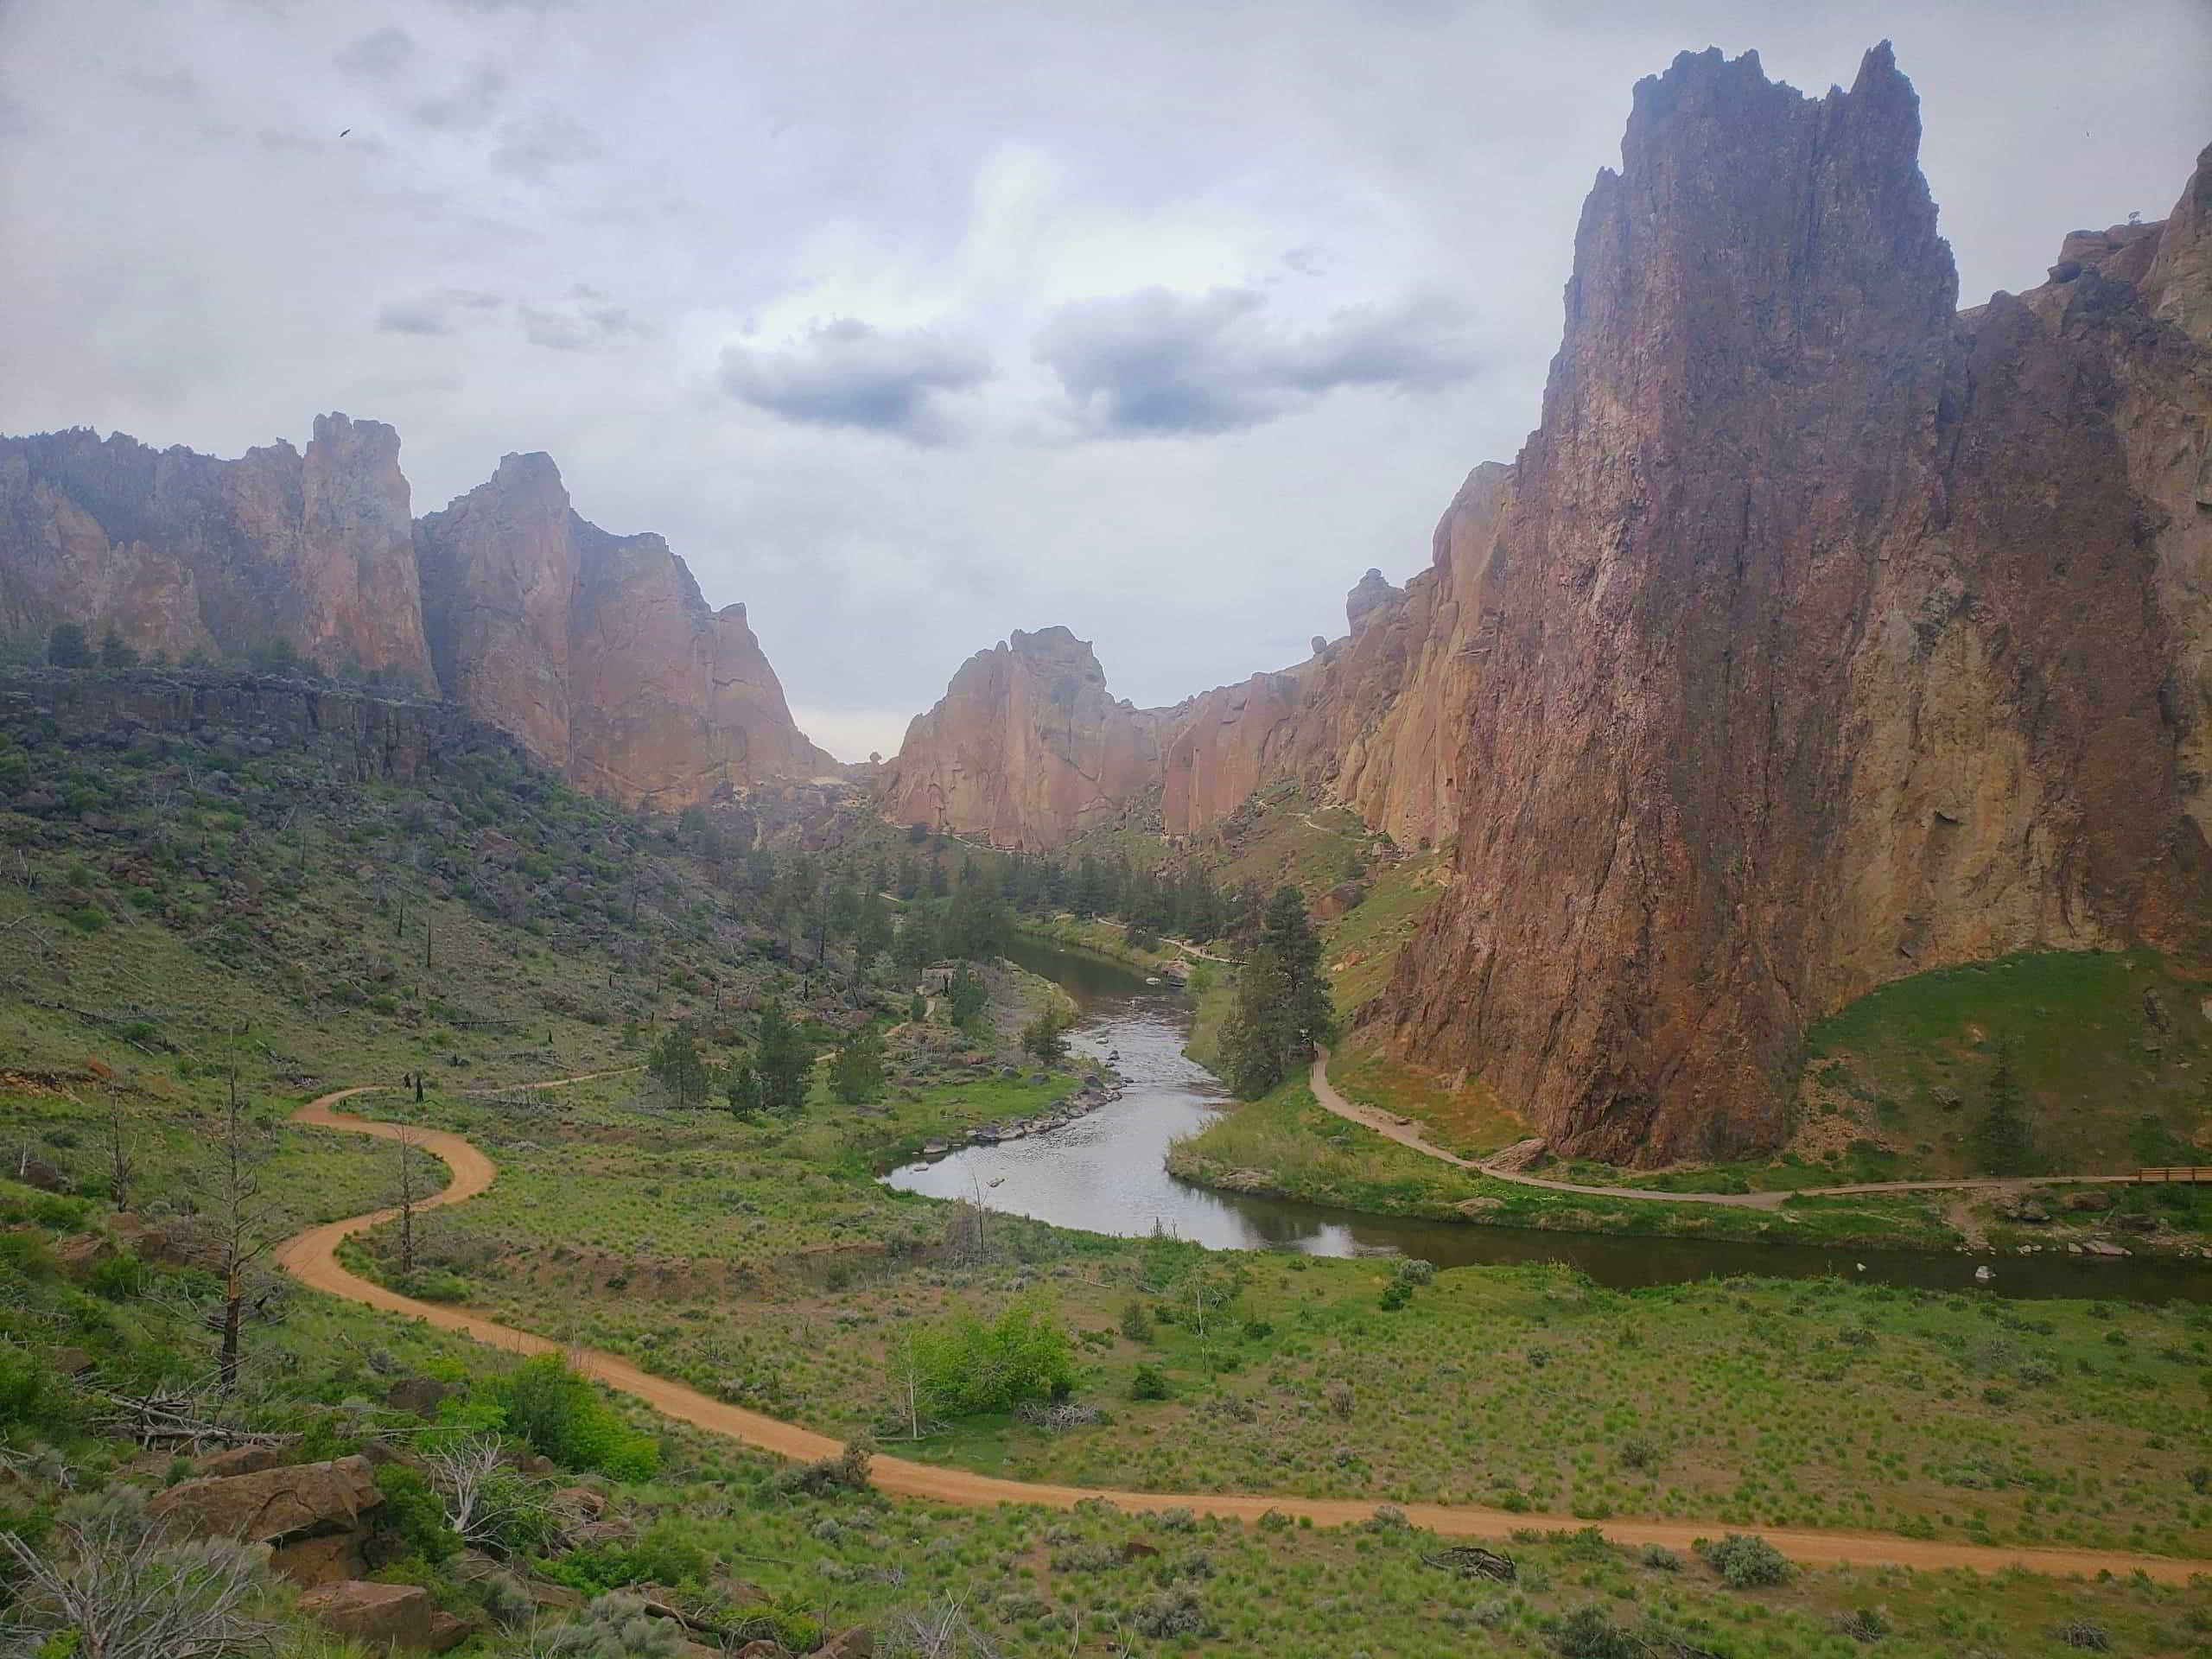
[3,1,2206,759]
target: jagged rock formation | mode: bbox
[880,49,2212,1166]
[879,626,1163,849]
[0,415,433,689]
[1366,50,2212,1162]
[0,420,829,805]
[416,453,832,807]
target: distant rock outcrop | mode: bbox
[0,414,433,689]
[878,626,1163,849]
[0,421,830,805]
[417,452,834,806]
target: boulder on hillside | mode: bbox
[146,1454,382,1545]
[297,1580,469,1652]
[270,1530,366,1586]
[191,1443,289,1478]
[111,1212,226,1270]
[817,1630,874,1658]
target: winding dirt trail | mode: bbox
[278,1081,2209,1584]
[1306,1051,2158,1212]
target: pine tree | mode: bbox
[648,1021,710,1108]
[1022,1005,1070,1065]
[725,1059,764,1119]
[46,621,90,669]
[96,629,139,669]
[1221,945,1296,1098]
[754,1000,813,1115]
[947,964,988,1033]
[1975,1039,2036,1175]
[1261,885,1334,1053]
[1217,887,1333,1099]
[829,1028,886,1104]
[855,886,893,961]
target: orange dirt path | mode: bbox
[278,1082,2209,1585]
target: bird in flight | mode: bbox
[339,128,352,137]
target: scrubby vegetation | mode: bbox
[4,683,2209,1655]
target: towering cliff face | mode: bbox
[878,51,2211,1167]
[879,626,1163,849]
[1366,49,2212,1162]
[0,414,434,689]
[0,419,830,806]
[415,452,834,806]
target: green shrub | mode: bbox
[1129,1364,1169,1402]
[493,1356,660,1481]
[86,1251,150,1301]
[768,1438,873,1498]
[372,1465,460,1564]
[1695,1532,1791,1588]
[909,1295,1073,1418]
[1554,1606,1641,1659]
[0,1350,70,1433]
[534,1592,689,1656]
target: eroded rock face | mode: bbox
[0,415,433,688]
[0,418,831,806]
[145,1454,383,1544]
[1364,47,2212,1162]
[879,626,1163,849]
[415,453,833,806]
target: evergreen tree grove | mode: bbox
[1219,887,1334,1100]
[754,1000,813,1115]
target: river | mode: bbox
[883,938,2212,1304]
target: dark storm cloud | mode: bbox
[718,321,993,443]
[1034,287,1477,436]
[409,60,509,132]
[334,27,416,85]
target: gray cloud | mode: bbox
[1035,288,1477,437]
[490,113,601,181]
[376,297,457,336]
[520,300,650,352]
[718,321,992,442]
[410,60,509,131]
[4,0,2206,758]
[334,27,416,85]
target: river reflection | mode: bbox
[881,938,2212,1304]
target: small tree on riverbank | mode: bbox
[1219,886,1334,1099]
[1021,1004,1070,1065]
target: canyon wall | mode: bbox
[880,48,2212,1165]
[1366,49,2212,1161]
[0,421,830,807]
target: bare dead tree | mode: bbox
[207,1038,281,1397]
[423,1433,540,1548]
[0,1491,276,1659]
[393,1124,423,1283]
[105,1074,134,1211]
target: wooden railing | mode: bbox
[2137,1166,2212,1185]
